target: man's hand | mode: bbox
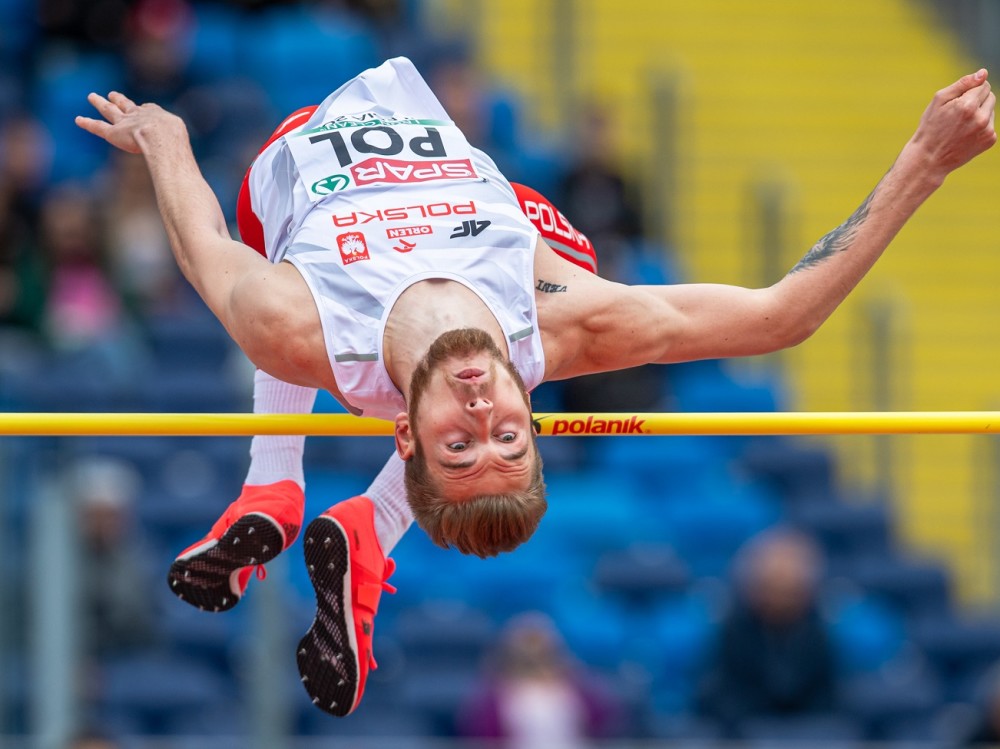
[908,69,997,180]
[75,91,187,156]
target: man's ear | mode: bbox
[394,412,415,460]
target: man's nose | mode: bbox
[466,396,493,412]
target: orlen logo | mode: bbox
[311,173,350,196]
[386,226,432,239]
[351,157,477,187]
[336,232,370,265]
[550,415,647,435]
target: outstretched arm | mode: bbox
[76,92,328,389]
[75,92,275,341]
[549,70,996,376]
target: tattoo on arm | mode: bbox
[536,279,568,293]
[789,184,879,274]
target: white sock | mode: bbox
[244,369,317,489]
[365,452,412,554]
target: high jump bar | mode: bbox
[1,411,1000,436]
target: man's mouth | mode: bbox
[456,368,486,380]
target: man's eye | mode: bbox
[498,432,516,443]
[448,441,468,451]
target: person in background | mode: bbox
[72,456,158,660]
[698,528,837,736]
[457,612,622,748]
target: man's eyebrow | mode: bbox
[501,447,529,462]
[437,446,528,470]
[438,458,475,469]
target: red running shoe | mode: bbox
[297,496,396,717]
[167,480,304,612]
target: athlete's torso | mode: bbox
[247,58,545,419]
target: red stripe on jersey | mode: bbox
[511,183,597,275]
[236,106,320,257]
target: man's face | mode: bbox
[396,329,536,500]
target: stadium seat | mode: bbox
[841,669,944,740]
[241,6,379,117]
[393,600,495,671]
[842,554,952,623]
[97,651,236,734]
[33,50,123,180]
[738,713,865,744]
[738,436,839,505]
[912,615,1000,699]
[592,542,690,607]
[792,498,894,572]
[824,590,907,675]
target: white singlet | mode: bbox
[247,57,544,420]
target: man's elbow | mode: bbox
[760,313,821,354]
[775,316,821,351]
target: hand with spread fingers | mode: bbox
[75,91,188,156]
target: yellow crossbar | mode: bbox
[0,411,999,436]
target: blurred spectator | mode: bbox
[71,455,157,659]
[121,0,195,105]
[457,612,622,748]
[103,151,185,314]
[0,115,51,332]
[425,45,528,181]
[37,0,138,50]
[37,181,142,372]
[697,528,837,737]
[556,101,665,411]
[557,101,644,280]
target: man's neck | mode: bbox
[383,279,507,397]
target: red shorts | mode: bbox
[236,107,597,274]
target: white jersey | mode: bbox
[247,58,544,420]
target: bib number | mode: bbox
[287,118,481,201]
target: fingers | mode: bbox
[85,92,123,124]
[937,68,989,102]
[108,91,138,110]
[74,114,112,139]
[84,91,139,123]
[974,78,993,106]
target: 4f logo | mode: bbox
[336,232,370,265]
[450,220,491,239]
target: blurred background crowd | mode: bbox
[4,0,1000,747]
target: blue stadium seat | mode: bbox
[841,669,944,741]
[659,484,781,577]
[593,542,690,607]
[738,714,865,744]
[241,7,380,117]
[97,651,236,734]
[299,700,436,739]
[842,554,952,623]
[825,590,907,675]
[792,499,894,572]
[912,615,1000,700]
[667,359,785,415]
[393,600,495,670]
[588,433,735,505]
[397,662,480,737]
[33,50,124,180]
[143,312,237,373]
[540,468,648,554]
[549,587,631,672]
[134,368,249,413]
[739,436,839,505]
[186,4,244,83]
